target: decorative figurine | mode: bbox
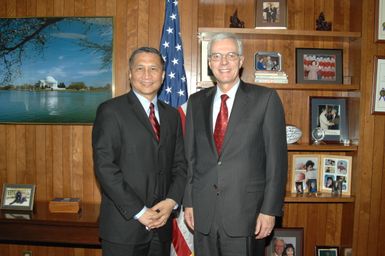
[229,9,245,28]
[311,127,325,144]
[316,12,332,31]
[332,179,343,195]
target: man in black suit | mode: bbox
[183,33,287,255]
[92,47,187,256]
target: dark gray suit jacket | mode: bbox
[92,91,187,244]
[183,81,287,236]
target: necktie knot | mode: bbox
[221,94,229,102]
[149,103,160,142]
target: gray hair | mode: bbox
[207,32,243,56]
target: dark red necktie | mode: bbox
[214,94,229,155]
[149,103,160,141]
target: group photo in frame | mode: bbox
[371,56,385,114]
[296,48,343,84]
[315,246,339,256]
[319,155,352,195]
[255,0,287,29]
[0,17,113,124]
[1,184,36,211]
[255,51,282,71]
[291,154,320,194]
[375,0,385,42]
[265,228,304,256]
[310,97,348,143]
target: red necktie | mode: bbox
[149,103,160,141]
[214,94,229,155]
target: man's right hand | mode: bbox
[184,207,194,230]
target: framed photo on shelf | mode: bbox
[371,56,385,114]
[265,228,304,256]
[296,48,343,84]
[310,97,348,143]
[315,246,339,256]
[255,51,282,71]
[255,0,287,29]
[291,155,320,193]
[375,0,385,42]
[198,40,215,88]
[319,155,352,195]
[1,184,36,211]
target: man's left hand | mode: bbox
[148,198,176,229]
[254,213,275,239]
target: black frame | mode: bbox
[255,0,287,29]
[265,228,304,256]
[310,97,348,143]
[315,246,339,256]
[296,48,343,84]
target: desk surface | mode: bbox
[0,201,100,247]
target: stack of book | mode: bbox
[254,71,288,84]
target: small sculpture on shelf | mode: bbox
[332,178,343,195]
[229,9,245,28]
[316,12,332,31]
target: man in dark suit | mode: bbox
[92,47,187,256]
[183,33,287,255]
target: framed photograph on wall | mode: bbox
[291,155,320,194]
[320,155,352,195]
[371,56,385,114]
[255,51,282,71]
[296,48,343,84]
[199,40,215,88]
[310,97,348,143]
[1,184,36,211]
[315,246,339,256]
[375,0,385,42]
[265,228,304,256]
[255,0,287,29]
[0,17,113,124]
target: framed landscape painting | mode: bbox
[0,17,113,124]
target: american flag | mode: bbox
[159,1,193,256]
[158,0,188,108]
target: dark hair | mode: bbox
[305,160,315,168]
[128,47,165,70]
[283,243,295,256]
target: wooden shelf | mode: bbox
[285,193,355,203]
[198,27,361,41]
[288,144,358,152]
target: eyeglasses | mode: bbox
[209,52,240,62]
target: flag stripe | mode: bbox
[172,218,192,256]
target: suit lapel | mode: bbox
[202,87,217,155]
[158,101,169,146]
[127,91,159,143]
[221,82,249,155]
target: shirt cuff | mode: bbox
[134,206,148,220]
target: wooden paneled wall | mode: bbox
[0,0,384,255]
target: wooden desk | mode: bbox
[0,201,100,247]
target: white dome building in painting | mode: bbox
[38,76,63,90]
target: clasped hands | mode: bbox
[138,198,176,230]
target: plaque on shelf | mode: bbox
[49,198,80,213]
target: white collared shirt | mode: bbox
[133,89,160,123]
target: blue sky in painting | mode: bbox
[13,18,113,87]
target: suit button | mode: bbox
[218,161,222,165]
[213,184,218,189]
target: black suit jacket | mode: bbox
[92,91,187,244]
[184,81,287,236]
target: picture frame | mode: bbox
[199,40,215,88]
[371,56,385,114]
[310,97,348,143]
[0,17,113,124]
[265,228,304,256]
[342,247,352,256]
[1,184,36,211]
[375,0,385,42]
[255,0,287,29]
[315,246,339,256]
[320,155,352,195]
[291,155,320,194]
[296,48,343,84]
[255,51,282,71]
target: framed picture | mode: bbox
[315,246,339,256]
[0,17,113,124]
[371,56,385,114]
[199,40,215,87]
[255,0,287,29]
[375,0,385,42]
[1,184,36,211]
[255,51,282,71]
[291,155,320,193]
[320,155,352,195]
[310,97,348,143]
[296,48,343,84]
[265,228,304,256]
